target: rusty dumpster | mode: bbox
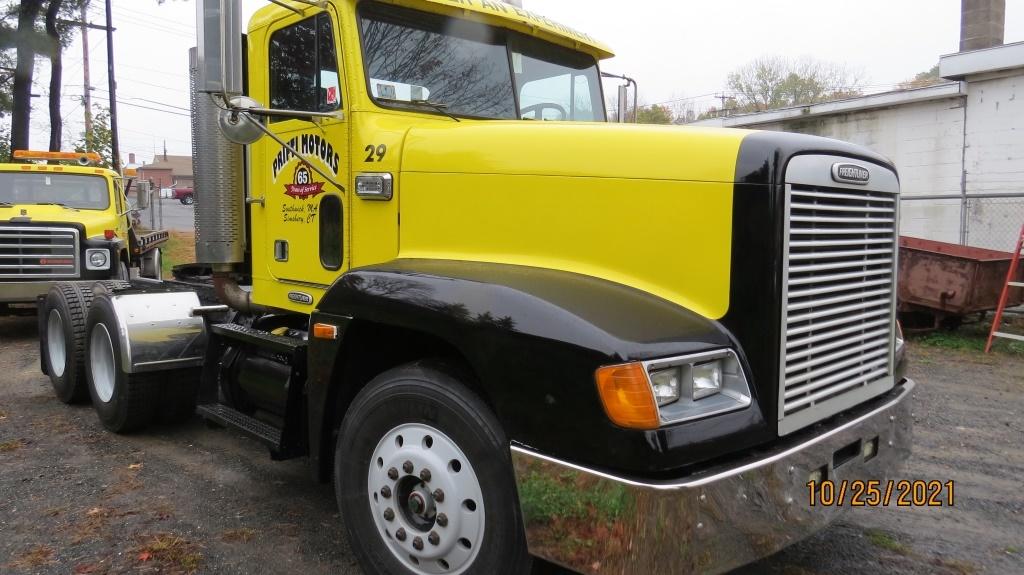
[898,236,1024,326]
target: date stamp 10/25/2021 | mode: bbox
[808,480,955,507]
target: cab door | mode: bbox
[258,9,349,289]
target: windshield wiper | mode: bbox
[34,202,79,212]
[379,97,461,122]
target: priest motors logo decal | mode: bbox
[285,164,325,200]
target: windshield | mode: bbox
[0,172,111,210]
[359,3,605,122]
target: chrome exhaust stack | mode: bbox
[192,0,262,312]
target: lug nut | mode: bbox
[436,513,448,527]
[432,488,445,503]
[428,531,440,546]
[403,461,414,474]
[413,537,424,550]
[396,528,407,541]
[420,468,432,482]
[381,485,392,498]
[383,508,395,521]
[388,467,399,480]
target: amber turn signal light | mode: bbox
[595,362,660,430]
[312,323,340,340]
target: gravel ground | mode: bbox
[1,312,1022,574]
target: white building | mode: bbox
[695,42,1024,251]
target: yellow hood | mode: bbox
[401,122,751,182]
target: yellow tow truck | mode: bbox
[37,1,915,574]
[0,150,165,311]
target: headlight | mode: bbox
[85,248,110,270]
[596,350,752,430]
[691,361,723,400]
[647,351,751,425]
[649,368,681,406]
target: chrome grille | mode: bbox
[0,226,80,279]
[779,170,898,435]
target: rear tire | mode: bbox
[335,361,531,575]
[84,295,161,432]
[182,194,194,205]
[41,283,93,404]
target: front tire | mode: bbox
[84,295,161,432]
[182,194,194,205]
[335,362,531,575]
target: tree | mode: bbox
[45,0,63,152]
[74,103,112,168]
[9,0,45,154]
[898,64,942,90]
[3,0,87,156]
[635,104,674,125]
[726,56,864,113]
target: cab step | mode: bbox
[197,403,282,449]
[210,322,306,354]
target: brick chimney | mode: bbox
[960,0,1005,52]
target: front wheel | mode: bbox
[181,194,194,205]
[335,362,531,575]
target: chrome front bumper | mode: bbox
[0,280,61,303]
[511,379,915,575]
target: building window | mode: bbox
[319,195,342,270]
[269,13,342,117]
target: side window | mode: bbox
[319,195,342,270]
[269,13,341,118]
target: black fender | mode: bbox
[307,259,769,478]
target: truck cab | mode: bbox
[0,152,140,306]
[37,2,915,574]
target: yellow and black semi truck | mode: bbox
[38,1,913,573]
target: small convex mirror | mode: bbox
[217,96,265,145]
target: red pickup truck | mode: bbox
[172,187,194,205]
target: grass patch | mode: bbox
[134,533,202,574]
[161,230,196,276]
[0,439,25,452]
[518,470,630,524]
[865,528,909,554]
[221,527,256,544]
[910,316,1024,357]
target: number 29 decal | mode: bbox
[364,144,387,163]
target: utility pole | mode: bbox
[715,93,730,117]
[104,0,121,172]
[81,1,93,138]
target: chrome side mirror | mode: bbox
[217,96,265,145]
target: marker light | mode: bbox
[13,150,101,164]
[104,229,116,240]
[595,363,660,430]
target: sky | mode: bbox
[22,0,1024,163]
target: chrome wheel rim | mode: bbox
[367,423,485,574]
[46,309,66,377]
[89,323,116,403]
